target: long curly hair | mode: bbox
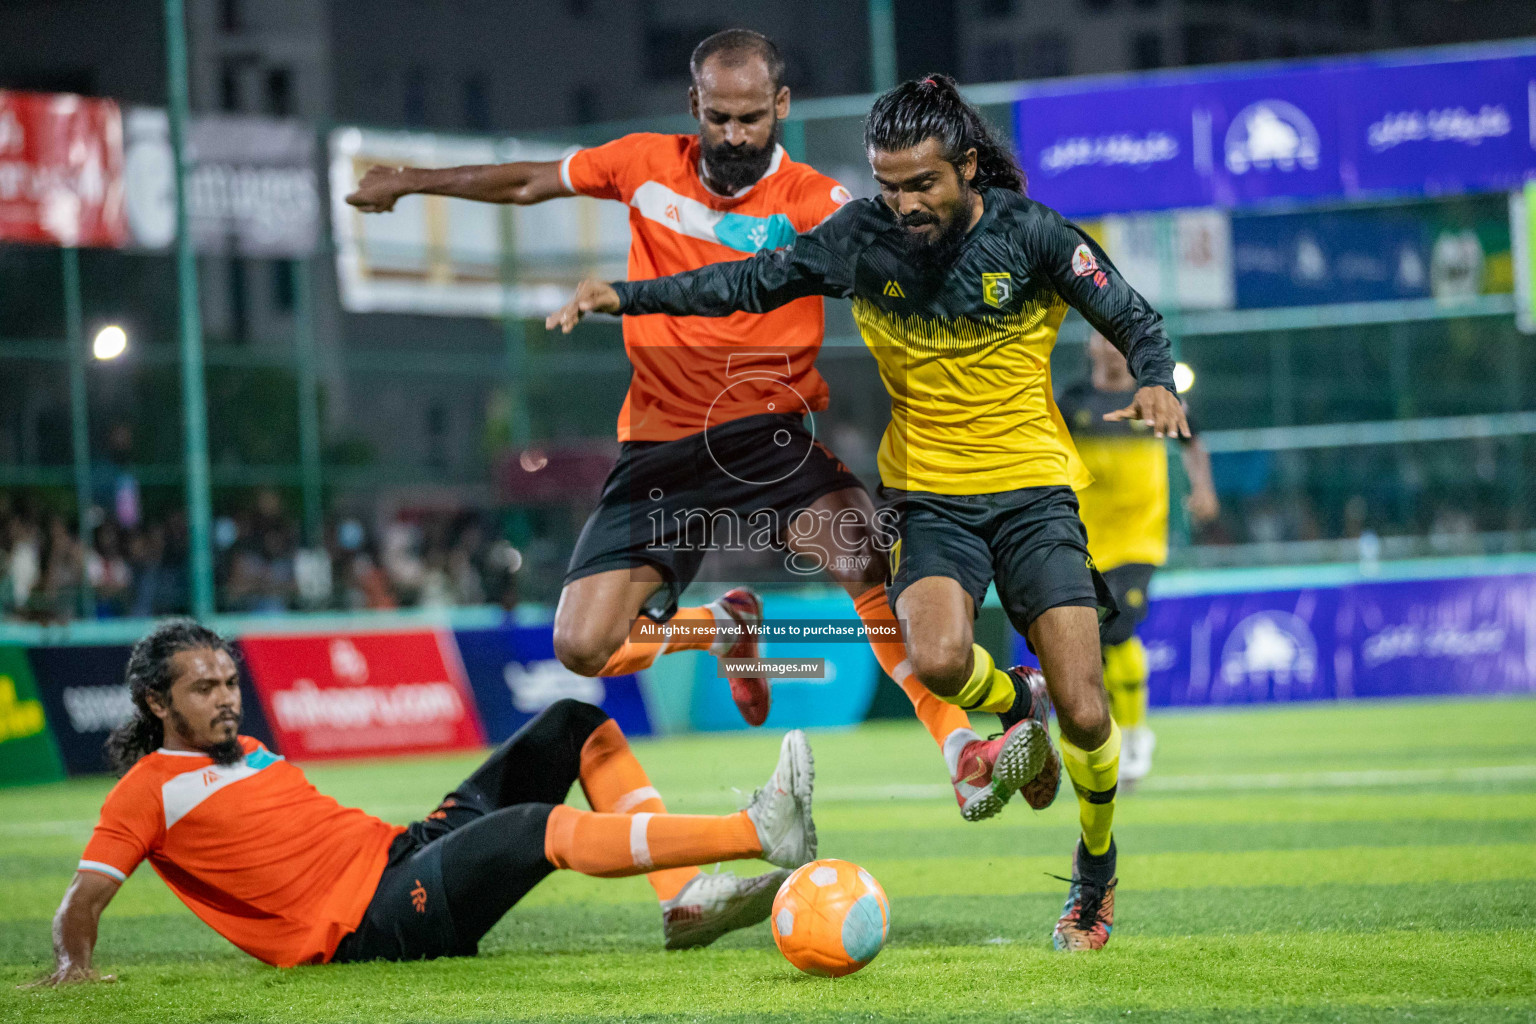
[864,73,1026,194]
[105,620,234,776]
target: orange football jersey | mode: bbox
[78,737,403,967]
[561,133,849,442]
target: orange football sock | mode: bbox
[543,805,761,877]
[853,585,972,750]
[595,605,724,677]
[578,719,697,901]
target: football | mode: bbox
[770,858,890,977]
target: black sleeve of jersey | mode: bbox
[1026,208,1177,394]
[612,205,859,317]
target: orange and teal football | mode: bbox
[770,858,890,977]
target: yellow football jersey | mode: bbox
[613,188,1178,498]
[1058,380,1171,569]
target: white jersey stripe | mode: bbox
[77,860,127,882]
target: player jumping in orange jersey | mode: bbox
[346,30,1028,821]
[26,621,816,985]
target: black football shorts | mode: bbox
[564,413,864,620]
[880,484,1118,640]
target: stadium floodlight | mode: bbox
[1173,361,1195,394]
[92,324,128,361]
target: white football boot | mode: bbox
[745,729,816,868]
[661,868,791,950]
[1120,725,1157,784]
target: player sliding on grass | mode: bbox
[346,30,1024,822]
[28,621,815,983]
[547,75,1192,951]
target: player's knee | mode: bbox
[540,698,610,740]
[552,621,621,677]
[1054,680,1112,749]
[907,637,971,697]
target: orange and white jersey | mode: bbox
[560,133,850,442]
[78,737,403,967]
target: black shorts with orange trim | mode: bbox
[564,413,864,620]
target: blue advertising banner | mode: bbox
[690,594,880,732]
[1231,193,1511,308]
[1348,59,1533,196]
[454,624,652,742]
[1232,207,1431,308]
[1015,46,1536,218]
[1012,571,1536,706]
[1337,574,1536,698]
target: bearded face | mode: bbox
[700,119,782,194]
[895,176,974,277]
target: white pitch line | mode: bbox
[3,764,1533,837]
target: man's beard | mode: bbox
[170,706,244,766]
[701,120,781,194]
[897,187,973,277]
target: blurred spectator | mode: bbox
[87,523,133,617]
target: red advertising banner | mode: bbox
[239,630,484,761]
[0,90,126,247]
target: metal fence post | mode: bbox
[63,246,94,618]
[869,0,897,93]
[292,259,324,547]
[165,0,215,618]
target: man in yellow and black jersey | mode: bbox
[550,75,1189,952]
[1059,332,1219,785]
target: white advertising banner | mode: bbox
[123,108,319,256]
[329,127,629,317]
[1091,208,1235,311]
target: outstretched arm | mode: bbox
[1033,212,1188,439]
[347,160,571,213]
[21,871,120,988]
[1180,436,1220,523]
[547,212,859,333]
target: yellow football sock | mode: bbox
[1104,637,1149,730]
[1061,719,1121,857]
[941,644,1015,714]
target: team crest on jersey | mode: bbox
[1071,243,1099,277]
[883,279,906,298]
[981,272,1012,308]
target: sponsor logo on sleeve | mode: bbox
[1071,243,1099,277]
[830,184,852,206]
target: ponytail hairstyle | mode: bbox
[864,73,1026,194]
[105,619,234,776]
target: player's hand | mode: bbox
[1186,487,1220,524]
[18,964,115,988]
[1104,386,1190,439]
[545,279,621,334]
[346,165,412,213]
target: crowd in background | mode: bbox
[0,490,522,623]
[2,479,1500,623]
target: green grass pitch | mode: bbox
[3,696,1534,1023]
